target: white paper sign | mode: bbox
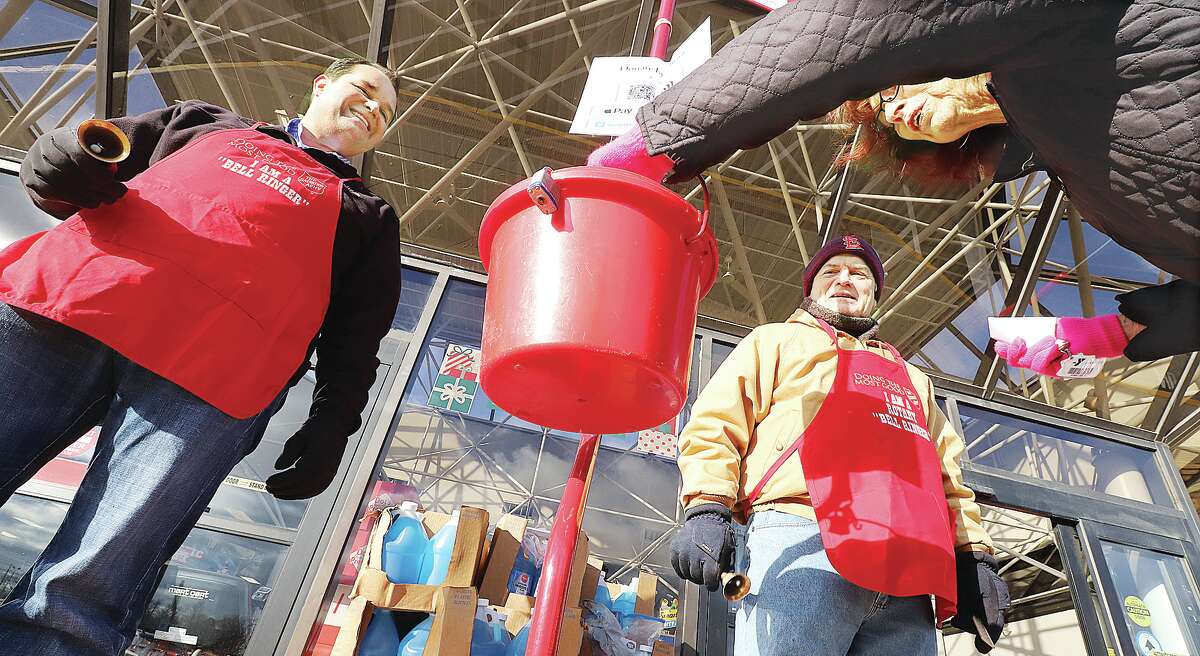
[987,317,1058,345]
[570,19,712,136]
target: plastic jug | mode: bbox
[358,609,400,656]
[506,623,529,656]
[470,599,510,655]
[398,614,434,656]
[383,501,428,584]
[609,585,638,623]
[593,583,613,611]
[420,509,461,585]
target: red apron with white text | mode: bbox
[747,319,958,622]
[0,128,346,418]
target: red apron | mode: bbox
[0,127,347,418]
[747,319,958,623]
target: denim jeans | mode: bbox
[0,303,284,656]
[734,510,937,656]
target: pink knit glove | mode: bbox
[995,315,1129,377]
[586,126,674,183]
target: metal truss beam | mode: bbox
[41,0,97,20]
[974,182,1066,395]
[1143,353,1200,436]
[95,0,131,118]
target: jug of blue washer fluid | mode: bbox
[419,509,461,585]
[506,622,529,656]
[397,614,434,656]
[383,501,428,584]
[470,599,510,655]
[358,608,400,655]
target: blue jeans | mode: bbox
[0,303,283,655]
[734,510,937,656]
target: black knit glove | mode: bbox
[1117,280,1200,362]
[950,551,1010,653]
[671,503,734,592]
[265,425,348,500]
[19,126,126,216]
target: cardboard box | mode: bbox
[502,530,590,620]
[478,513,529,605]
[634,572,658,616]
[651,639,673,656]
[352,506,489,613]
[581,557,604,605]
[330,586,477,656]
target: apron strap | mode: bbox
[745,433,806,506]
[810,317,838,344]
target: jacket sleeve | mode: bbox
[303,203,402,440]
[921,375,993,553]
[677,327,777,510]
[110,100,250,180]
[637,0,1092,181]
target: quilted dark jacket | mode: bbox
[637,0,1200,283]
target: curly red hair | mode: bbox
[830,99,1006,187]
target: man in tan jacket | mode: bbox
[671,235,1009,655]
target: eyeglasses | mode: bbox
[878,85,901,104]
[875,85,901,124]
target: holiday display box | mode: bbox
[352,506,490,613]
[330,586,477,656]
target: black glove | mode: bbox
[1117,280,1200,362]
[19,125,126,215]
[265,424,348,500]
[671,503,735,592]
[950,551,1010,653]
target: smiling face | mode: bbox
[810,254,878,317]
[868,75,1002,144]
[300,64,397,158]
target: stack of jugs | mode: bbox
[382,504,462,586]
[383,505,467,655]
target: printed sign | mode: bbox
[168,585,211,601]
[570,19,711,136]
[1126,596,1153,628]
[636,425,679,458]
[222,475,268,492]
[428,344,481,413]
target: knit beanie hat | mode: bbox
[802,234,885,300]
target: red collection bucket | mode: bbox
[477,167,718,434]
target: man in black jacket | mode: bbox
[0,57,401,655]
[591,0,1199,377]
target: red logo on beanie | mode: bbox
[842,235,863,250]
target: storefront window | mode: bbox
[958,404,1173,507]
[1099,541,1200,656]
[128,528,288,656]
[392,267,437,333]
[0,494,286,656]
[0,495,70,599]
[306,276,696,650]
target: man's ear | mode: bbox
[311,74,330,98]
